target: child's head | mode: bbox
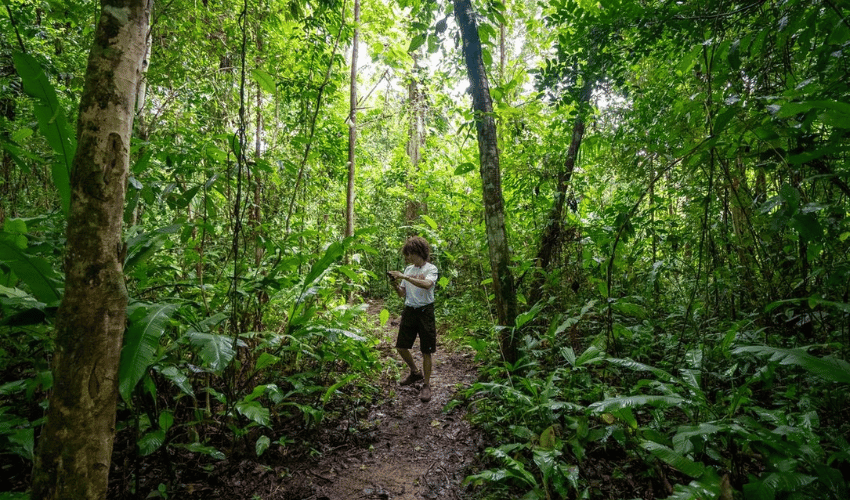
[402,236,431,262]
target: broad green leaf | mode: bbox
[0,240,62,304]
[611,301,647,319]
[516,302,543,329]
[304,241,344,287]
[454,162,476,175]
[379,308,390,327]
[159,411,174,431]
[157,365,194,397]
[189,332,237,373]
[664,468,723,500]
[408,34,426,52]
[575,345,604,366]
[560,347,576,367]
[776,100,850,119]
[605,357,676,382]
[762,471,816,492]
[137,429,166,456]
[12,52,75,216]
[588,395,685,413]
[251,69,277,94]
[641,441,705,478]
[672,423,724,454]
[242,384,267,403]
[255,352,280,371]
[236,400,270,427]
[732,345,850,384]
[255,435,271,457]
[8,428,34,460]
[119,303,179,403]
[421,214,438,230]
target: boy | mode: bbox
[388,236,438,403]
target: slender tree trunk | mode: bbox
[345,0,359,238]
[405,57,425,222]
[528,79,592,305]
[454,0,518,362]
[31,1,151,498]
[499,22,506,83]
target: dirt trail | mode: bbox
[274,301,484,500]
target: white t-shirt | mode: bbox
[401,262,439,307]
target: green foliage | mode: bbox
[2,0,849,496]
[11,53,74,216]
[118,302,180,403]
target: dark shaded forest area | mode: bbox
[1,0,849,499]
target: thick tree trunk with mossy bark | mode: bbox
[30,1,152,498]
[454,0,518,362]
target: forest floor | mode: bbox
[119,300,487,500]
[263,301,484,500]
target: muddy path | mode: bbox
[268,301,485,499]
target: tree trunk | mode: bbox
[345,0,359,238]
[31,1,151,498]
[405,57,425,222]
[528,79,592,305]
[454,0,518,362]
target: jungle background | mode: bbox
[1,0,850,498]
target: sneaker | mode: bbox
[420,384,431,403]
[400,371,423,386]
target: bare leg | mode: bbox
[422,353,432,386]
[397,347,419,375]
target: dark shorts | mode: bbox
[396,303,436,354]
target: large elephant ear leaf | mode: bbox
[119,303,179,404]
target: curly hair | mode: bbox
[402,236,431,262]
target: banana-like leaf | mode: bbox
[0,239,62,304]
[732,345,850,385]
[606,356,677,382]
[119,303,179,403]
[641,441,705,478]
[12,52,75,216]
[672,423,724,455]
[303,241,344,287]
[308,324,366,342]
[588,395,685,413]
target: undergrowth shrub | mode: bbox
[458,300,850,500]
